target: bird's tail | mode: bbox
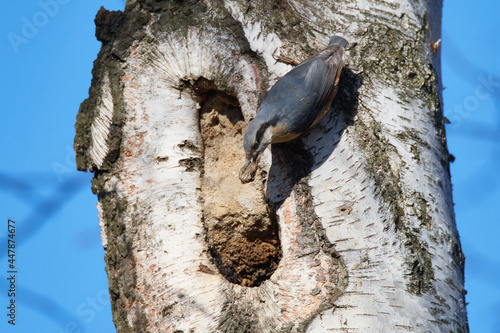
[328,36,348,48]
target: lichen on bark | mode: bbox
[92,172,147,332]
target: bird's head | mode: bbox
[239,117,273,183]
[243,117,273,166]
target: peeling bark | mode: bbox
[75,0,468,332]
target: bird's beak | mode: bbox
[243,158,251,169]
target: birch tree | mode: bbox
[74,0,469,331]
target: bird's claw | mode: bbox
[272,47,301,66]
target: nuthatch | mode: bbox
[239,36,348,183]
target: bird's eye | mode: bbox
[252,142,259,150]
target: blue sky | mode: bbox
[0,0,498,332]
[442,1,500,331]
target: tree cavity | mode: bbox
[190,78,281,287]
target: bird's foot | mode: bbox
[272,48,301,66]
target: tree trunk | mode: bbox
[74,0,468,332]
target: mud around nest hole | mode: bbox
[191,78,281,287]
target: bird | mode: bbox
[239,36,348,183]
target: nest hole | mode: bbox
[190,78,281,287]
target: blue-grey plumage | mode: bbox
[240,36,348,182]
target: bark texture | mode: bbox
[74,0,468,332]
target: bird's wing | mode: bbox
[257,44,344,134]
[301,44,344,110]
[281,44,344,132]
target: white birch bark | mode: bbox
[74,0,468,332]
